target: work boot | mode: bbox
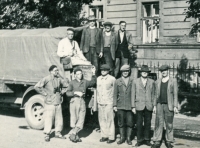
[69,133,77,143]
[165,142,173,148]
[151,142,161,148]
[117,127,126,144]
[126,127,132,145]
[76,134,82,142]
[145,140,152,146]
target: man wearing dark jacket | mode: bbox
[114,21,134,77]
[131,65,155,147]
[113,64,133,145]
[152,65,179,148]
[102,21,117,75]
[34,65,68,142]
[80,15,103,75]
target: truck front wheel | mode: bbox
[25,95,45,130]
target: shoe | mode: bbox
[135,141,143,147]
[69,134,77,143]
[44,135,50,142]
[76,135,82,142]
[117,128,126,145]
[126,127,132,145]
[145,140,152,146]
[107,139,115,144]
[100,137,108,142]
[151,143,161,148]
[55,134,66,139]
[165,142,173,148]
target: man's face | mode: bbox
[75,71,83,80]
[105,25,111,32]
[89,20,95,27]
[161,70,169,78]
[119,23,126,31]
[141,72,148,78]
[101,70,109,76]
[51,67,59,77]
[67,30,74,40]
[122,70,129,78]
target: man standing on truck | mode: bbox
[57,28,91,66]
[80,15,103,75]
[34,65,68,142]
[66,67,96,143]
[97,64,116,144]
[152,65,179,148]
[114,21,134,78]
[102,22,117,76]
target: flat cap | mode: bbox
[103,22,113,26]
[88,15,96,21]
[74,68,82,74]
[120,64,130,71]
[140,65,151,72]
[100,64,110,71]
[159,65,169,71]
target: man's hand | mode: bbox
[113,107,117,112]
[153,106,156,114]
[74,91,84,97]
[99,52,103,58]
[91,107,94,115]
[174,107,179,114]
[132,108,136,114]
[91,66,96,75]
[128,44,133,50]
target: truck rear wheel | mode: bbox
[25,95,45,130]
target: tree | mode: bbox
[0,0,93,29]
[184,0,200,35]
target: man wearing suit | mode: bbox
[80,15,103,75]
[152,65,178,148]
[114,21,134,77]
[132,65,155,147]
[113,64,134,145]
[102,22,117,75]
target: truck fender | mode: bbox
[21,86,38,109]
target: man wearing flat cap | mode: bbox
[152,65,178,148]
[34,65,68,142]
[131,65,155,147]
[113,64,134,145]
[97,64,116,144]
[102,22,117,75]
[66,67,96,143]
[80,15,103,75]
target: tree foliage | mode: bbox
[185,0,200,35]
[0,0,93,29]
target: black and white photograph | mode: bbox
[0,0,200,148]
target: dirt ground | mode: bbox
[0,108,200,148]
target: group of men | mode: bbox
[34,15,179,148]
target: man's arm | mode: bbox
[131,80,136,114]
[57,40,66,57]
[34,77,48,96]
[113,80,118,107]
[173,78,178,108]
[66,82,74,97]
[60,78,69,95]
[127,31,134,49]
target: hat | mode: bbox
[88,15,97,21]
[67,28,74,32]
[100,64,110,71]
[159,65,169,72]
[74,68,82,74]
[49,65,57,72]
[103,22,113,27]
[140,65,151,72]
[120,64,130,71]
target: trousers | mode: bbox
[117,109,133,128]
[152,103,174,142]
[43,104,63,135]
[104,47,114,75]
[84,47,99,75]
[98,104,115,140]
[136,107,152,142]
[114,53,128,77]
[69,97,86,134]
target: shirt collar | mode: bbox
[162,75,169,82]
[105,31,111,36]
[119,30,125,33]
[89,26,96,29]
[101,75,109,80]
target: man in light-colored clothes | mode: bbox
[57,28,91,66]
[34,65,68,142]
[97,64,116,144]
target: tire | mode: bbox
[25,95,45,130]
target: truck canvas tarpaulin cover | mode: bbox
[0,27,83,85]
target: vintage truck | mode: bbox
[0,26,95,130]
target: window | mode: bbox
[89,6,103,27]
[142,2,159,43]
